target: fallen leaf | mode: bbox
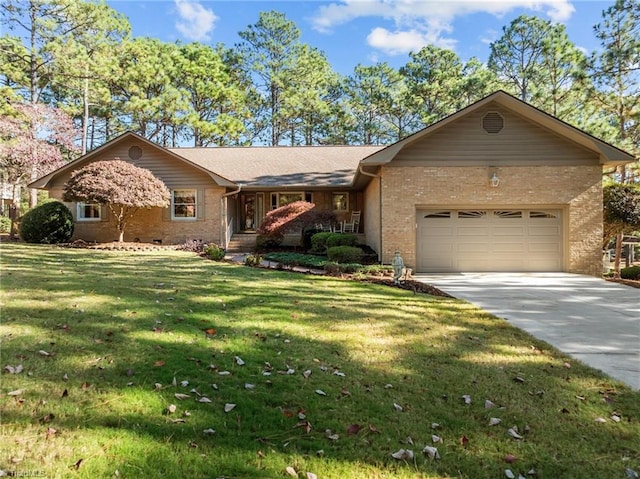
[393,402,403,412]
[347,424,362,435]
[7,389,24,396]
[174,393,190,400]
[422,445,440,459]
[204,328,217,335]
[235,356,245,366]
[485,399,496,409]
[489,417,502,426]
[507,428,523,440]
[431,423,440,429]
[306,473,318,479]
[392,448,414,460]
[303,369,312,378]
[38,350,51,356]
[285,466,298,477]
[245,383,255,390]
[505,469,515,479]
[218,371,231,376]
[594,417,607,423]
[203,428,216,435]
[224,403,236,413]
[180,380,189,387]
[315,389,326,396]
[333,370,345,377]
[384,383,393,389]
[460,435,469,446]
[625,468,638,479]
[325,429,339,441]
[153,360,165,367]
[340,388,351,397]
[39,413,54,424]
[46,427,57,438]
[295,420,312,433]
[505,454,517,463]
[462,394,472,404]
[432,434,442,443]
[167,404,177,414]
[198,397,212,403]
[611,414,621,422]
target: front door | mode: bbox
[240,193,256,231]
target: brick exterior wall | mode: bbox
[378,165,603,276]
[50,186,224,245]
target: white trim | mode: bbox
[171,188,198,221]
[77,202,101,222]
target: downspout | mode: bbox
[358,165,382,264]
[220,184,242,248]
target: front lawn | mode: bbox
[1,243,638,478]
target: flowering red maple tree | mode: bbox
[63,159,170,242]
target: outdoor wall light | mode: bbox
[490,170,500,187]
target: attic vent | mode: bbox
[482,112,504,134]
[128,145,142,160]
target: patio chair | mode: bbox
[342,211,361,233]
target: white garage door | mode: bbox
[417,209,562,272]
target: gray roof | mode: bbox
[168,145,384,188]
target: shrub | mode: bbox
[0,216,10,233]
[339,263,364,273]
[302,227,322,251]
[621,265,640,280]
[263,252,328,269]
[178,239,208,253]
[327,245,364,263]
[361,264,393,276]
[244,254,263,267]
[256,234,282,251]
[326,233,357,248]
[310,232,333,253]
[19,201,74,244]
[204,244,226,261]
[323,261,341,274]
[257,201,315,245]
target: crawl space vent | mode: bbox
[482,112,504,134]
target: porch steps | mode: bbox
[226,233,257,253]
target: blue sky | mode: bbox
[106,0,613,74]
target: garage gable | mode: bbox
[391,104,600,167]
[361,90,635,168]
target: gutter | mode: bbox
[358,165,383,264]
[220,185,242,248]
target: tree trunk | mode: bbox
[118,229,124,242]
[613,231,624,278]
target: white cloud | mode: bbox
[367,27,456,55]
[174,0,218,42]
[312,0,576,55]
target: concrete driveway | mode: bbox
[413,273,640,390]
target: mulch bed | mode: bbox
[606,278,640,289]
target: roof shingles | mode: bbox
[168,145,384,187]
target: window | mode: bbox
[77,202,101,221]
[270,192,304,210]
[332,193,348,211]
[458,210,487,219]
[172,189,197,220]
[423,211,451,218]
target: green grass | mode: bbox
[1,243,638,479]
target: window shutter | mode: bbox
[197,189,205,220]
[101,205,109,222]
